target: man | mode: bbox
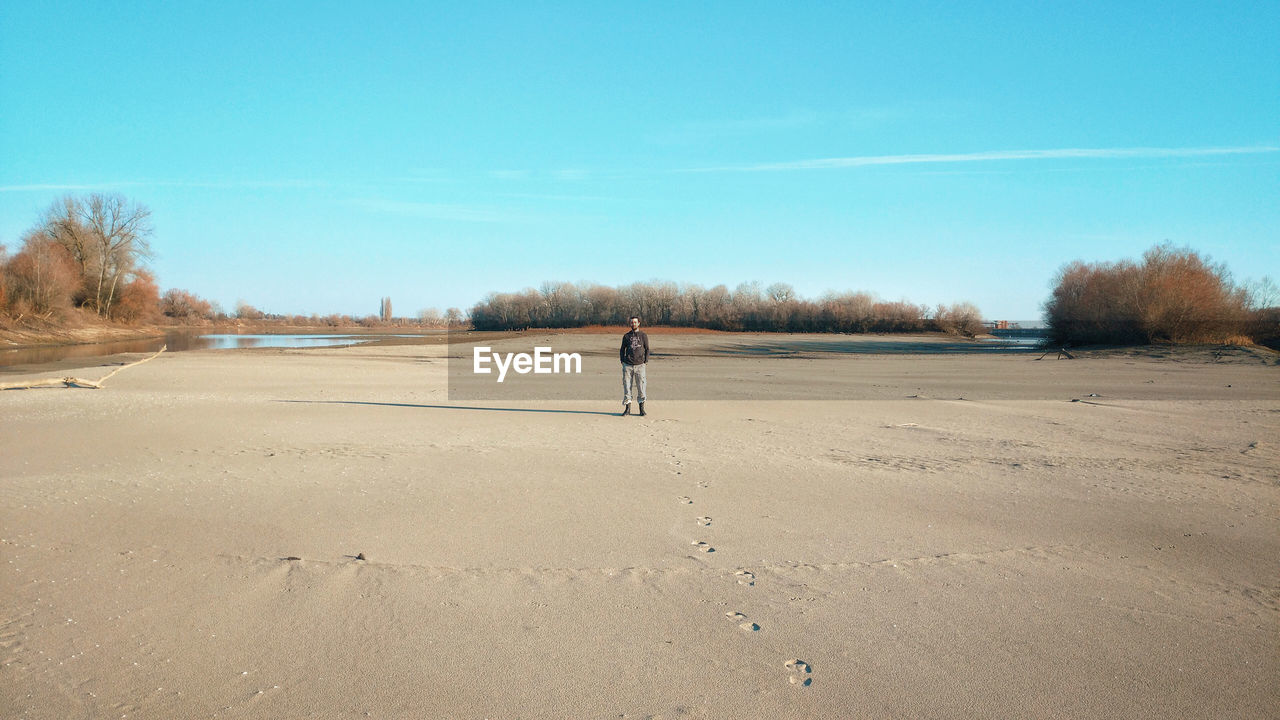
[619,315,649,416]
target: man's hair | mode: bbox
[629,316,640,322]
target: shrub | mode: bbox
[1045,243,1252,346]
[235,301,265,320]
[160,288,215,323]
[5,233,80,318]
[935,302,985,337]
[112,270,161,324]
[0,244,8,316]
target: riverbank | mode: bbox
[0,323,166,349]
[2,336,1277,718]
[0,321,438,350]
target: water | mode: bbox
[187,334,394,350]
[2,329,1048,372]
[0,332,407,370]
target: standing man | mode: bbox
[620,316,649,416]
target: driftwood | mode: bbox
[1036,347,1075,360]
[0,346,166,390]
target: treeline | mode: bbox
[471,281,986,336]
[1,195,160,325]
[158,292,463,329]
[0,193,260,329]
[1045,243,1278,347]
[0,193,464,331]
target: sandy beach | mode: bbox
[2,333,1278,718]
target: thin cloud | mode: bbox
[685,145,1280,173]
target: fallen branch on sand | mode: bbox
[1036,347,1075,360]
[0,346,166,390]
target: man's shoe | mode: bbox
[622,403,631,416]
[638,401,646,417]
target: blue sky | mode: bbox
[2,1,1277,320]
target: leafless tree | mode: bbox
[236,301,265,320]
[418,307,444,326]
[468,279,986,335]
[37,194,153,319]
[767,282,795,304]
[934,302,984,337]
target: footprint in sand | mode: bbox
[691,541,715,553]
[725,612,759,632]
[677,496,693,504]
[785,659,812,686]
[696,516,712,526]
[735,569,755,586]
[696,480,709,488]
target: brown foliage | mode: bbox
[470,280,966,334]
[38,194,153,319]
[934,302,985,337]
[5,233,81,318]
[0,244,8,316]
[1045,243,1252,345]
[160,288,215,323]
[112,270,161,324]
[235,301,265,320]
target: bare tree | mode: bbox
[38,194,153,319]
[236,301,265,320]
[418,307,444,326]
[1245,276,1278,310]
[934,302,984,337]
[85,195,153,319]
[766,282,796,304]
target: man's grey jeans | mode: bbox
[622,363,646,404]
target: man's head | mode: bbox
[629,316,640,330]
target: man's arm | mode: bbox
[643,332,650,363]
[620,334,627,364]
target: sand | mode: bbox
[2,334,1278,718]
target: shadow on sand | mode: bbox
[276,399,620,417]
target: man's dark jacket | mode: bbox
[620,329,650,365]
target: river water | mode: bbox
[0,332,407,371]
